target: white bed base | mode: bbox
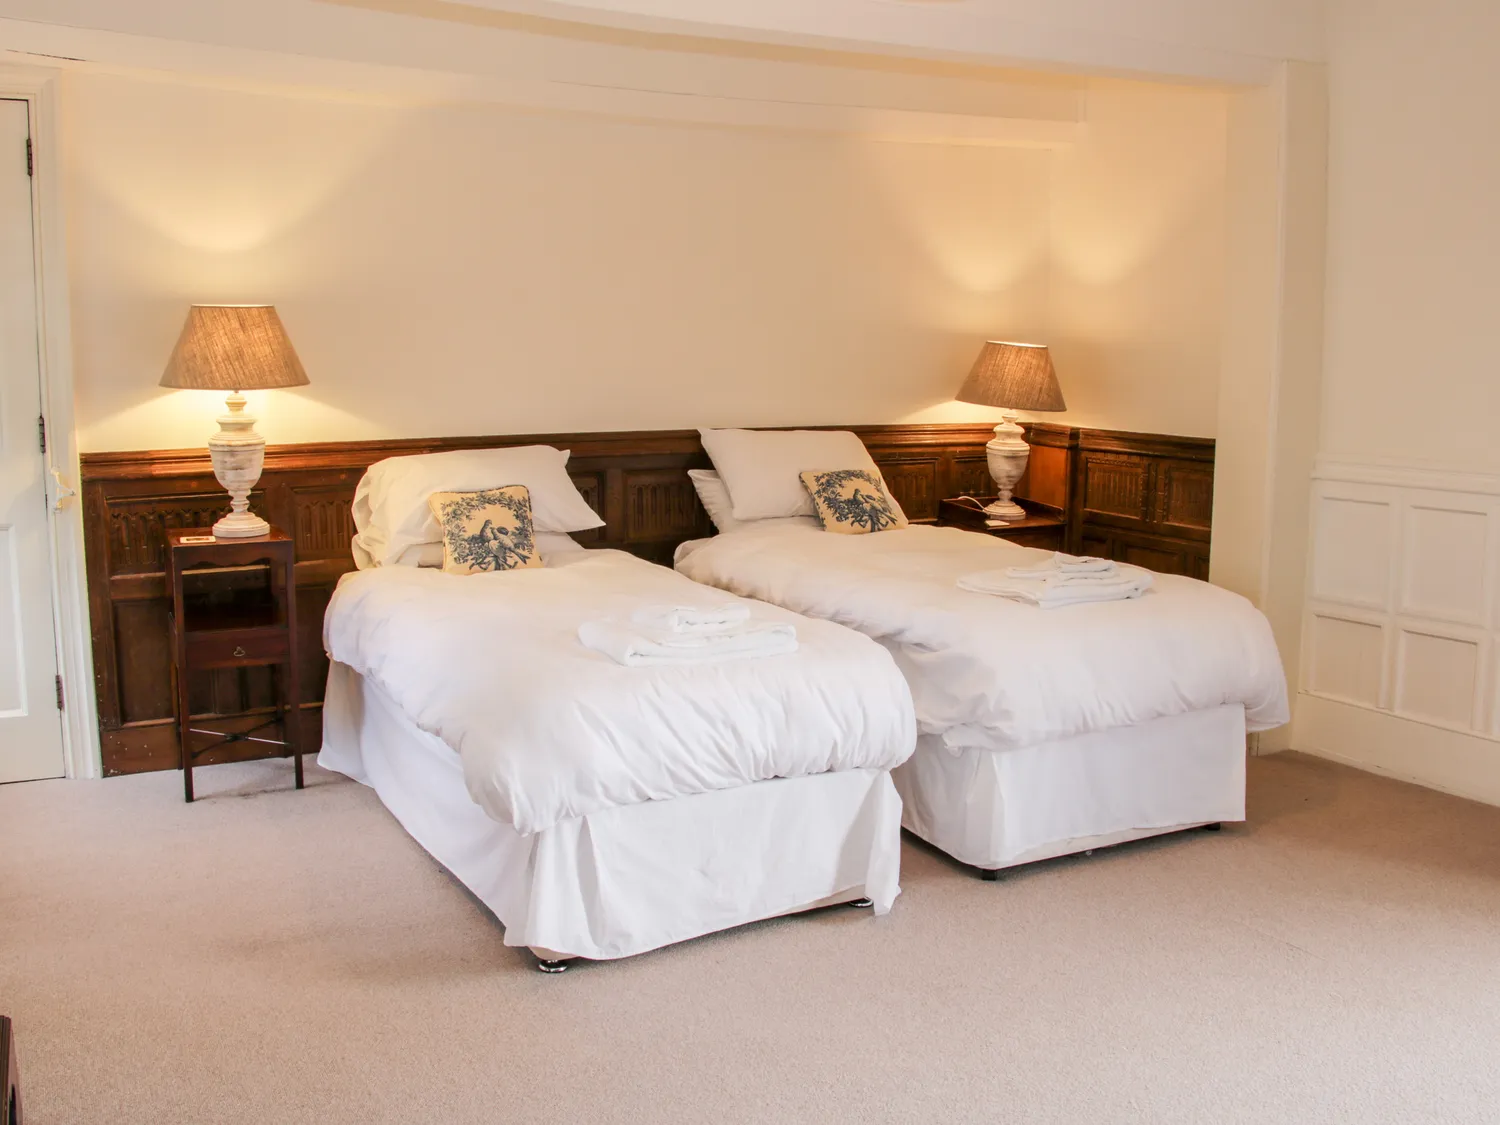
[893,704,1247,874]
[319,662,903,966]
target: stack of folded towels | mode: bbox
[579,603,798,666]
[957,553,1153,609]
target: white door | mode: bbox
[0,98,64,782]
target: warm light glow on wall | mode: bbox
[1049,87,1228,288]
[856,139,1052,297]
[78,389,377,453]
[64,76,411,254]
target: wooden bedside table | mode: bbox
[937,497,1068,551]
[167,528,303,802]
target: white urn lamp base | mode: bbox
[982,497,1029,522]
[207,390,271,539]
[983,410,1032,524]
[212,510,271,539]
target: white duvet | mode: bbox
[323,549,916,834]
[675,524,1289,753]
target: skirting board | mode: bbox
[1293,692,1500,808]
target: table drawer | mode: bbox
[185,627,290,668]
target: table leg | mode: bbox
[274,661,304,791]
[283,554,303,791]
[174,653,194,803]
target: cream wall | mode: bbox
[65,71,1059,451]
[1293,0,1500,804]
[1047,79,1228,437]
[62,67,1231,453]
[1319,0,1500,471]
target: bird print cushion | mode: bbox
[799,469,909,535]
[427,485,543,574]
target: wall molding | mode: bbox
[1295,694,1500,809]
[1297,456,1500,807]
[1315,454,1500,498]
[0,18,1084,148]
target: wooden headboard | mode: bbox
[80,423,998,775]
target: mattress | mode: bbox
[674,522,1288,752]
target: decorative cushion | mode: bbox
[799,469,909,535]
[699,428,905,522]
[427,485,543,574]
[395,531,586,568]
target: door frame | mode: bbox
[1,66,99,779]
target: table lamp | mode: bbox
[955,340,1066,521]
[160,305,310,538]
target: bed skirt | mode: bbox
[320,662,903,961]
[893,704,1247,871]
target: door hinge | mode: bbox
[55,674,64,711]
[26,137,33,177]
[38,414,46,454]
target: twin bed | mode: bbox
[318,430,1288,970]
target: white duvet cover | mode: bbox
[675,524,1288,753]
[323,549,915,834]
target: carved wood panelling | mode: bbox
[1083,456,1151,520]
[952,456,992,500]
[113,600,171,724]
[1070,431,1213,578]
[294,488,358,558]
[876,457,940,521]
[108,493,254,573]
[81,423,999,775]
[1156,462,1214,531]
[1072,432,1213,576]
[624,470,705,542]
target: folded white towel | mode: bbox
[579,618,798,666]
[1004,552,1118,580]
[630,603,752,634]
[958,563,1153,608]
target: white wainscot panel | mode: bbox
[1395,628,1481,730]
[1399,502,1490,625]
[1311,494,1392,608]
[1307,614,1385,708]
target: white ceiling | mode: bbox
[456,0,1328,78]
[0,0,1322,144]
[1,0,1324,84]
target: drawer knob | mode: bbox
[232,646,247,657]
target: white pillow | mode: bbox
[698,428,905,522]
[688,470,819,535]
[351,446,603,569]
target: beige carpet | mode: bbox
[2,752,1499,1124]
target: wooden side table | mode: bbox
[937,496,1068,552]
[167,528,302,803]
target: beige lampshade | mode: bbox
[955,340,1066,412]
[159,305,310,392]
